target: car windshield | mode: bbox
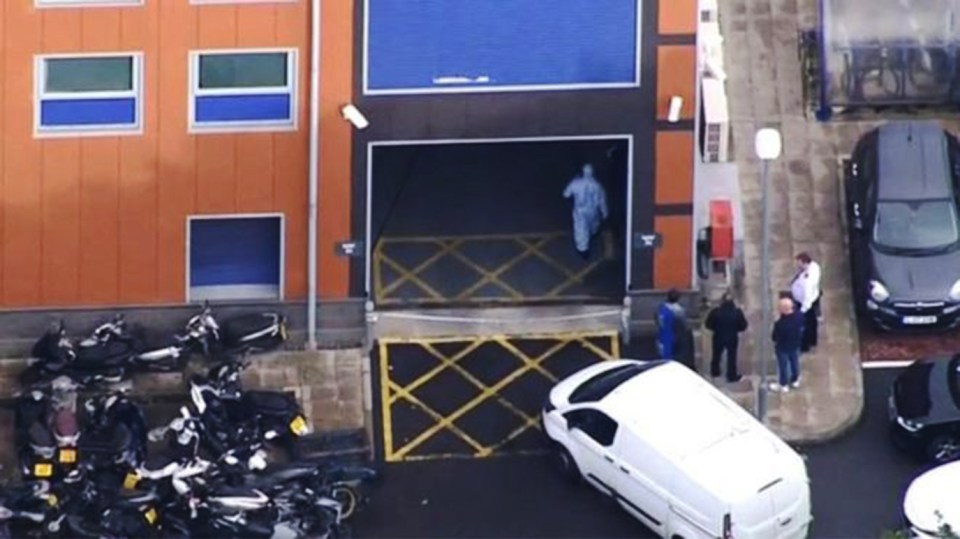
[873,199,960,252]
[569,362,663,404]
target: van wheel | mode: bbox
[926,434,960,463]
[553,445,580,483]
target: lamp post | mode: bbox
[754,128,782,422]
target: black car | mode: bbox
[889,357,960,463]
[846,121,960,330]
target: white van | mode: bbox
[542,359,812,539]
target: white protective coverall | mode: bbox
[563,164,609,253]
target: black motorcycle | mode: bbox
[205,361,310,455]
[20,322,127,387]
[0,481,58,539]
[183,303,288,360]
[77,393,148,472]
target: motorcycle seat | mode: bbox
[79,423,132,453]
[261,461,318,483]
[210,484,265,499]
[241,391,296,414]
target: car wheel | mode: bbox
[553,445,580,483]
[925,434,960,463]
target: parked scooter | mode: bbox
[0,480,58,539]
[78,392,148,472]
[13,379,80,481]
[183,303,288,360]
[78,314,188,373]
[20,322,127,387]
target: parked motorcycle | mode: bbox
[78,314,189,373]
[197,361,310,457]
[183,303,288,360]
[13,383,78,481]
[20,322,127,387]
[0,481,58,539]
[78,393,148,472]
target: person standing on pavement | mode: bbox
[705,292,748,382]
[770,297,804,392]
[655,289,693,369]
[790,252,822,353]
[563,164,609,259]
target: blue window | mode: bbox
[36,53,142,136]
[190,50,297,132]
[365,0,640,94]
[188,215,284,301]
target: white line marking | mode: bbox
[862,360,914,369]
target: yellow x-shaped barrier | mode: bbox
[372,231,616,305]
[378,332,620,462]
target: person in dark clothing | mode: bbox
[705,292,748,382]
[770,297,804,393]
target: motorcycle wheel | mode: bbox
[330,485,359,521]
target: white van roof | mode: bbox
[599,361,804,501]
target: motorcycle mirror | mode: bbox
[224,455,239,466]
[264,430,279,440]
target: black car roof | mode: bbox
[877,121,953,201]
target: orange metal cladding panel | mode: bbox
[38,0,85,305]
[656,46,696,121]
[317,0,354,299]
[709,200,734,259]
[654,215,694,289]
[118,2,160,303]
[659,0,697,35]
[654,131,694,205]
[77,9,123,305]
[274,1,311,299]
[235,5,279,213]
[156,1,199,302]
[1,3,43,306]
[195,6,239,216]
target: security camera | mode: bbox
[341,104,369,130]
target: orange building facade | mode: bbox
[0,0,698,331]
[0,0,353,309]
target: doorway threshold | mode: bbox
[370,303,625,340]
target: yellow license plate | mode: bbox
[289,415,308,435]
[123,472,140,490]
[59,449,77,464]
[143,507,157,525]
[46,494,58,507]
[279,323,288,341]
[34,463,53,478]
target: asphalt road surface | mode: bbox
[355,368,931,538]
[802,367,930,538]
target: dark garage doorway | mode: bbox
[367,137,630,307]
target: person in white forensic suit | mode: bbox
[563,164,609,259]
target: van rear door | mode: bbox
[764,473,812,538]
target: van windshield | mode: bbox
[569,362,663,403]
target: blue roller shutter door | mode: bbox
[190,217,281,300]
[366,0,639,92]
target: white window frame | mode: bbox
[188,48,298,134]
[35,0,142,7]
[185,213,286,303]
[34,51,144,138]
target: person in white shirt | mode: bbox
[790,252,822,352]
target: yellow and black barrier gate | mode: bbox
[374,332,620,462]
